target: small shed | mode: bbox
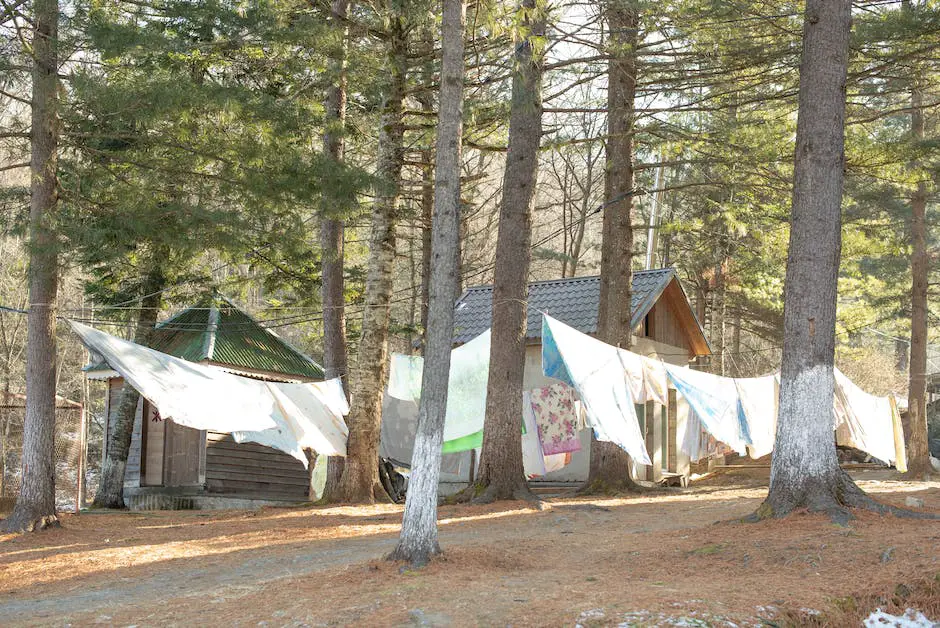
[86,296,325,510]
[453,268,711,483]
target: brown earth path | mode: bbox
[0,474,938,626]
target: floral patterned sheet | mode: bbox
[530,383,582,455]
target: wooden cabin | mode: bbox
[452,268,711,485]
[86,296,325,510]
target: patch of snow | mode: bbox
[612,610,747,627]
[863,608,937,627]
[575,608,606,627]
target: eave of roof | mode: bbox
[85,295,324,380]
[452,268,710,356]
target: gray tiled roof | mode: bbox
[453,268,677,344]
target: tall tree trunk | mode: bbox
[905,76,931,477]
[604,0,638,349]
[320,0,350,389]
[3,0,60,533]
[711,260,726,376]
[583,0,642,495]
[388,0,465,565]
[336,16,408,504]
[660,201,674,267]
[756,0,885,521]
[318,0,352,502]
[695,280,707,328]
[472,0,545,504]
[419,147,434,352]
[416,25,437,352]
[93,266,165,509]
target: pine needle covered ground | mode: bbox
[0,471,937,626]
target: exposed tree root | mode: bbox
[447,480,548,510]
[373,481,395,504]
[746,470,939,524]
[386,542,442,568]
[444,481,486,504]
[576,478,651,497]
[90,497,126,510]
[1,511,59,534]
[900,468,936,482]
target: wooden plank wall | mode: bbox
[205,432,309,500]
[164,422,204,486]
[143,403,165,486]
[650,300,690,353]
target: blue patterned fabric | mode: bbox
[541,315,651,465]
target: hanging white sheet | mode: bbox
[680,409,706,462]
[71,320,277,432]
[541,315,652,465]
[833,367,905,470]
[233,380,350,465]
[664,364,750,455]
[69,321,349,466]
[734,375,778,459]
[387,354,423,402]
[639,356,669,406]
[543,452,569,474]
[386,329,491,446]
[521,390,548,477]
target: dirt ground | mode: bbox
[1,471,939,627]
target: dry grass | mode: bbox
[0,472,937,626]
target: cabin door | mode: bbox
[141,402,165,486]
[163,420,205,486]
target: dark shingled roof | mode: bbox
[453,268,678,345]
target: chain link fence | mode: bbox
[0,393,98,513]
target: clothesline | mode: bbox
[68,321,350,468]
[387,313,906,475]
[541,314,907,471]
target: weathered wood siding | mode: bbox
[164,421,205,486]
[205,432,309,500]
[142,403,165,486]
[647,299,691,354]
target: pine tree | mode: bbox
[389,0,465,565]
[902,0,932,478]
[318,0,353,501]
[754,0,930,521]
[582,0,643,495]
[60,0,366,508]
[337,4,411,504]
[3,0,61,534]
[472,0,546,504]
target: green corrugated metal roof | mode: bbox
[144,295,324,379]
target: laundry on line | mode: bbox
[68,320,349,467]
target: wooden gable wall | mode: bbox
[636,279,710,357]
